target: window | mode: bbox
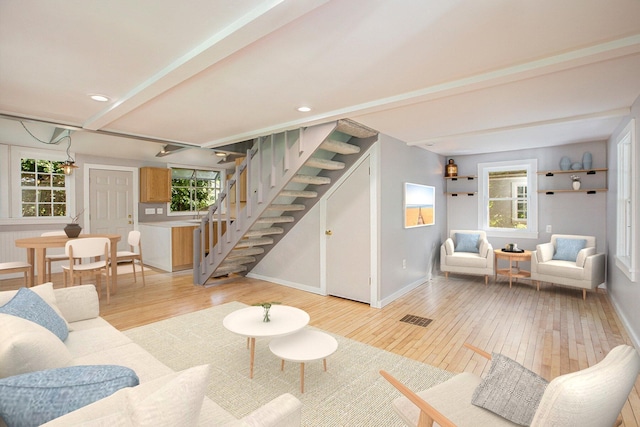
[478,159,538,238]
[616,119,637,281]
[170,167,223,214]
[9,146,74,221]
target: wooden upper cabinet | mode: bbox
[140,167,171,203]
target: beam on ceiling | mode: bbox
[82,0,329,132]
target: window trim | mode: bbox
[167,163,225,217]
[6,145,76,224]
[478,159,538,239]
[615,119,637,282]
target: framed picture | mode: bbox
[404,183,435,228]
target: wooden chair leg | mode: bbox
[140,260,146,287]
[484,275,488,286]
[131,260,137,283]
[583,289,587,300]
[444,272,449,279]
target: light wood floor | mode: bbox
[2,268,639,426]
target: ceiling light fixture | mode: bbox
[89,94,109,102]
[61,138,78,175]
[297,106,312,112]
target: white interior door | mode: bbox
[89,168,134,251]
[325,156,371,303]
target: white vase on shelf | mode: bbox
[572,181,581,190]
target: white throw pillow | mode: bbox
[128,365,210,426]
[0,313,73,378]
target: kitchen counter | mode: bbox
[139,221,224,272]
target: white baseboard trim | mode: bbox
[608,292,640,351]
[245,272,325,296]
[378,275,430,308]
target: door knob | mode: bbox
[325,230,333,236]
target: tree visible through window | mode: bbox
[20,158,67,217]
[170,168,222,213]
[488,170,528,229]
[478,159,537,238]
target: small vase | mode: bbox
[560,156,571,171]
[582,152,592,170]
[64,223,82,238]
[572,181,581,191]
[263,306,271,322]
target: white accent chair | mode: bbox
[440,230,494,285]
[62,237,111,303]
[530,234,605,300]
[381,343,640,427]
[115,230,145,287]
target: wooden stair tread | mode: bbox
[305,157,345,170]
[292,174,331,185]
[234,237,274,248]
[221,256,255,265]
[266,204,305,211]
[212,264,247,277]
[279,190,318,198]
[229,247,264,257]
[320,139,361,155]
[246,227,284,237]
[255,216,295,224]
[336,118,377,138]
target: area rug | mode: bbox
[124,301,453,426]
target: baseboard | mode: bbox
[608,292,640,351]
[245,272,325,296]
[378,275,430,308]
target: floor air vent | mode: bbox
[400,314,433,327]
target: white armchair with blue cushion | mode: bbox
[530,234,606,300]
[440,230,494,285]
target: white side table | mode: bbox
[269,329,338,393]
[223,305,309,379]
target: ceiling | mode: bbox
[1,0,640,158]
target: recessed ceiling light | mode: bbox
[297,106,312,112]
[89,94,109,102]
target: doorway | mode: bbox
[84,165,138,251]
[323,154,372,304]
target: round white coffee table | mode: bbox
[223,305,309,379]
[269,329,338,393]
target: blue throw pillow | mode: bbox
[455,233,480,253]
[0,365,139,427]
[552,238,587,262]
[0,287,68,341]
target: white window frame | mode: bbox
[615,119,637,282]
[6,146,76,224]
[478,159,538,239]
[167,164,225,217]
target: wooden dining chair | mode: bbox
[62,237,111,303]
[0,261,32,287]
[115,230,145,287]
[41,230,74,282]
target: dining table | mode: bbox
[15,234,122,291]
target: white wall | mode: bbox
[378,134,447,303]
[607,95,640,348]
[446,140,608,253]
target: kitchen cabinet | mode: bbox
[140,167,171,203]
[140,221,224,272]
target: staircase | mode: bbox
[193,119,378,285]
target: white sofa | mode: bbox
[530,234,606,300]
[440,230,494,285]
[0,284,302,426]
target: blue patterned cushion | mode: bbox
[552,238,587,262]
[472,353,549,426]
[455,233,480,253]
[0,365,139,427]
[0,288,68,341]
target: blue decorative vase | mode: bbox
[582,152,592,170]
[571,162,582,170]
[559,156,571,171]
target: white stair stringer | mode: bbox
[194,119,378,285]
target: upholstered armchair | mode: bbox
[530,234,605,300]
[440,230,494,285]
[381,343,640,427]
